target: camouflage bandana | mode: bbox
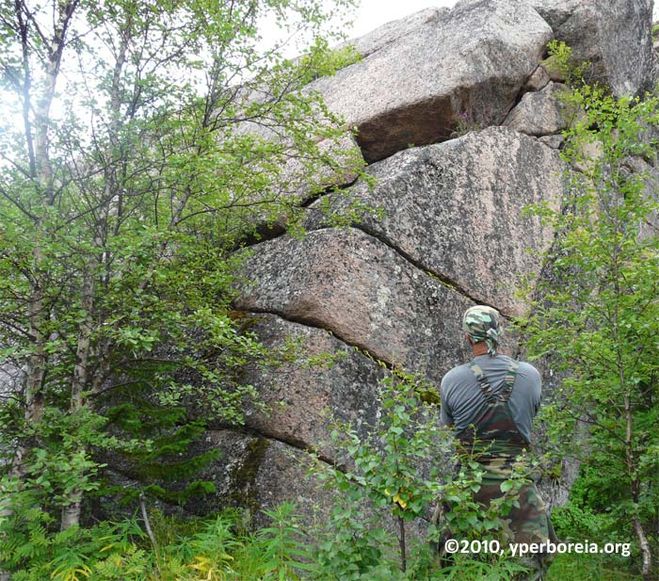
[462,305,502,356]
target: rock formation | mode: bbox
[503,82,572,136]
[304,127,565,317]
[530,0,655,97]
[306,0,553,162]
[195,0,657,523]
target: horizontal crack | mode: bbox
[217,424,337,467]
[300,174,360,207]
[236,221,288,249]
[234,176,362,252]
[209,424,433,526]
[315,223,514,318]
[239,306,396,371]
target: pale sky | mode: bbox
[261,0,659,60]
[348,0,457,38]
[346,0,659,40]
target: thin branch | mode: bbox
[15,0,37,177]
[139,493,159,557]
[0,184,39,222]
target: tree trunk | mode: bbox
[624,395,652,579]
[60,271,95,531]
[2,246,48,518]
[398,515,407,572]
[60,495,83,531]
[57,13,131,531]
[7,0,72,487]
[632,516,652,580]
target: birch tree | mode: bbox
[0,0,360,541]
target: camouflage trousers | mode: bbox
[432,463,557,580]
[476,468,554,545]
[476,468,556,580]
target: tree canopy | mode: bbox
[0,0,361,550]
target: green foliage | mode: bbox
[449,110,484,138]
[306,368,538,579]
[3,496,636,580]
[439,454,535,549]
[547,553,642,581]
[519,42,658,577]
[0,0,365,567]
[0,512,149,581]
[310,369,449,576]
[551,502,618,544]
[0,504,317,580]
[296,37,361,85]
[101,399,219,506]
[251,503,313,579]
[432,556,530,581]
[543,40,586,86]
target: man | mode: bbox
[439,305,555,577]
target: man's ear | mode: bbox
[465,333,473,345]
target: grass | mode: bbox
[547,553,642,580]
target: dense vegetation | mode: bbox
[520,41,658,580]
[0,1,656,579]
[0,0,364,576]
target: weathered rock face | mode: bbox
[306,127,565,317]
[234,228,477,383]
[538,134,565,149]
[227,133,364,243]
[624,156,659,241]
[0,362,23,399]
[196,0,655,524]
[531,0,655,97]
[503,82,571,136]
[275,134,363,204]
[306,0,552,162]
[523,64,551,92]
[190,430,333,526]
[339,7,449,59]
[238,313,385,459]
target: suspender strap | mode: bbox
[502,361,519,398]
[468,359,519,403]
[468,363,496,400]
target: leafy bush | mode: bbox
[520,40,658,578]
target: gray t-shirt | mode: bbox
[439,354,541,443]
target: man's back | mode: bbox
[440,354,541,443]
[436,305,557,566]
